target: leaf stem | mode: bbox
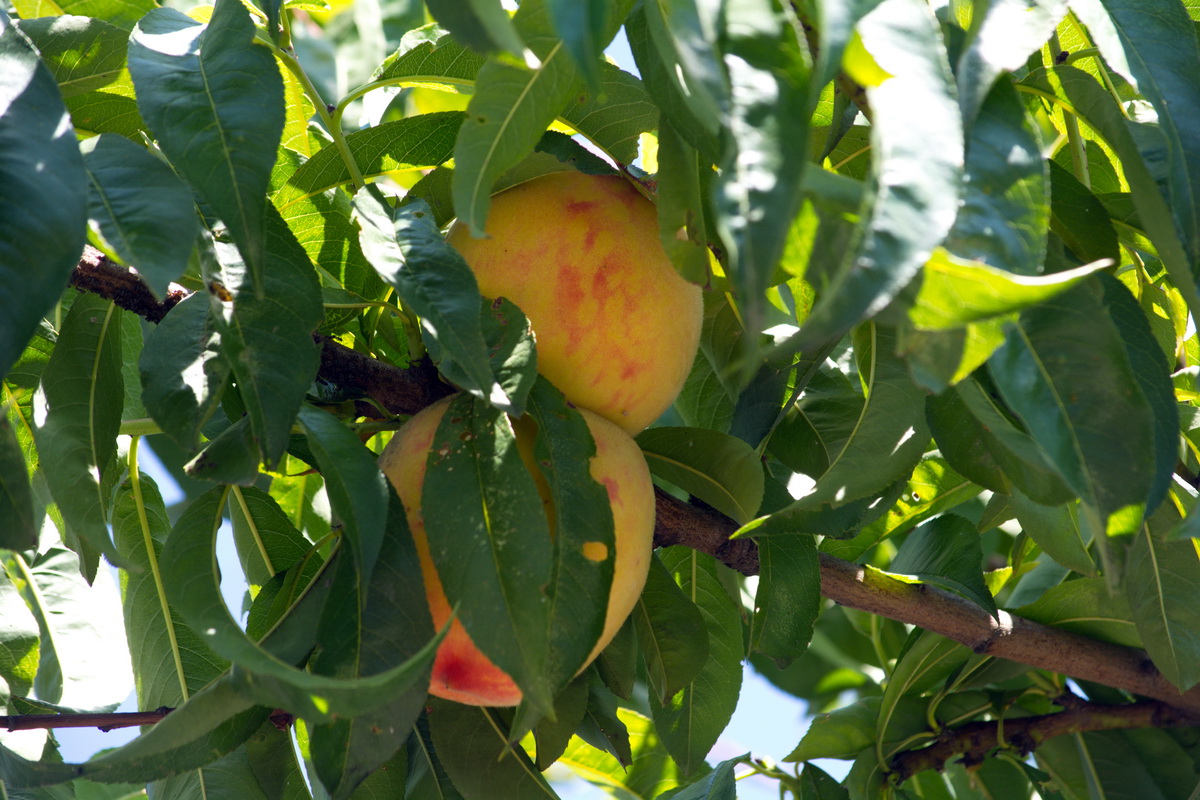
[275,49,367,190]
[129,436,190,702]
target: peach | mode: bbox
[378,394,656,706]
[447,170,703,434]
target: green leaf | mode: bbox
[877,631,969,744]
[560,61,658,165]
[1048,159,1119,265]
[353,190,500,408]
[80,134,197,297]
[642,0,726,136]
[532,676,589,770]
[744,324,928,537]
[954,0,1067,125]
[990,280,1156,544]
[660,754,744,800]
[0,412,36,551]
[558,708,682,799]
[546,0,613,91]
[625,3,720,163]
[113,469,228,709]
[421,393,555,715]
[940,375,1074,506]
[228,486,315,593]
[452,0,584,235]
[750,533,819,663]
[1096,273,1178,519]
[714,0,810,361]
[32,294,126,568]
[209,209,322,469]
[479,297,538,417]
[785,698,886,762]
[823,456,982,562]
[633,554,709,705]
[909,250,1105,330]
[1022,65,1200,320]
[307,496,434,800]
[428,702,557,799]
[523,380,614,690]
[798,0,962,345]
[0,18,88,381]
[654,119,713,286]
[636,427,764,525]
[296,404,389,600]
[426,0,524,56]
[184,414,261,486]
[274,112,463,211]
[139,293,230,451]
[1009,490,1095,577]
[128,0,284,290]
[405,712,465,800]
[161,487,442,721]
[1016,576,1139,649]
[889,514,996,615]
[650,548,743,777]
[14,15,128,98]
[1125,528,1200,691]
[1070,0,1200,286]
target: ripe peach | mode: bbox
[378,394,656,706]
[447,170,703,434]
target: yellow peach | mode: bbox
[378,394,656,706]
[447,170,703,434]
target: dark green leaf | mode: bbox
[548,0,622,92]
[353,190,500,408]
[634,553,709,704]
[642,0,726,136]
[654,119,713,285]
[714,0,809,361]
[140,292,230,452]
[32,294,125,567]
[637,427,764,524]
[650,548,743,777]
[751,533,819,663]
[1048,160,1119,266]
[452,0,584,234]
[944,375,1074,506]
[426,0,524,55]
[1096,273,1178,518]
[480,297,538,416]
[1009,490,1095,577]
[798,0,961,345]
[308,495,434,800]
[523,380,614,690]
[890,514,996,615]
[128,0,284,290]
[296,404,390,600]
[532,675,589,770]
[184,414,261,486]
[1125,528,1200,691]
[428,702,557,799]
[209,209,322,469]
[0,19,88,381]
[990,280,1156,545]
[421,393,555,714]
[744,325,928,537]
[229,486,315,592]
[1071,0,1200,288]
[80,134,197,296]
[1017,577,1139,648]
[0,412,36,551]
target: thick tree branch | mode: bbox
[68,253,1200,718]
[888,695,1200,782]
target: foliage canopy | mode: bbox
[4,0,1200,797]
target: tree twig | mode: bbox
[64,252,1200,718]
[1,708,173,732]
[888,695,1200,782]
